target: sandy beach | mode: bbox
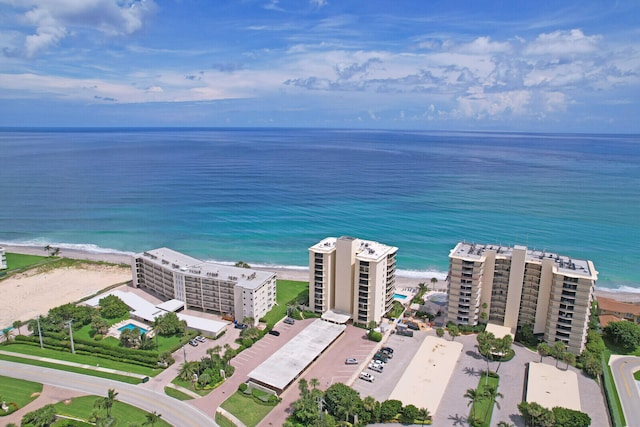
[1,244,638,331]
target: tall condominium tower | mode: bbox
[446,242,598,354]
[309,236,398,325]
[132,248,276,326]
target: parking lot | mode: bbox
[351,329,429,401]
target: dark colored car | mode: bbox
[381,346,394,354]
[268,330,281,336]
[188,339,198,347]
[373,353,389,363]
[234,323,248,329]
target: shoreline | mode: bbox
[3,244,639,303]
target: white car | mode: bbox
[195,336,206,343]
[368,362,383,373]
[359,372,375,382]
[371,359,385,367]
[345,358,358,365]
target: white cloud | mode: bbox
[524,29,600,57]
[14,0,157,57]
[456,87,531,118]
[455,36,512,54]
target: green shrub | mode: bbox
[368,330,383,342]
[94,334,103,341]
[238,383,248,392]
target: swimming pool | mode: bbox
[118,323,148,334]
[393,293,408,300]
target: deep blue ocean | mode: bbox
[0,128,638,290]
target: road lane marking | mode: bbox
[620,362,632,397]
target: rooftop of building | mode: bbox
[135,247,276,290]
[450,242,596,278]
[597,296,640,316]
[309,236,398,261]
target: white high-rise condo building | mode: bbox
[446,242,598,354]
[132,248,276,326]
[0,246,7,270]
[309,236,398,325]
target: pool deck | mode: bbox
[108,319,153,339]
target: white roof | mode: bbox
[177,314,227,335]
[156,299,184,312]
[83,290,227,334]
[321,310,352,324]
[248,320,346,391]
[485,323,515,340]
[527,362,581,411]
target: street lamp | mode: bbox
[36,315,44,349]
[65,320,75,354]
[182,345,187,362]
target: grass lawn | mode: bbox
[635,370,640,381]
[171,378,210,396]
[262,280,308,327]
[164,386,193,401]
[3,252,52,272]
[2,343,159,376]
[469,373,500,427]
[0,375,42,416]
[0,353,142,384]
[215,412,236,427]
[220,391,276,427]
[54,395,171,427]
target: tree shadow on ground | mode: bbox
[447,413,468,426]
[463,366,482,377]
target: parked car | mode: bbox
[381,346,394,354]
[370,359,385,367]
[359,372,375,382]
[188,339,198,347]
[368,362,383,373]
[284,317,295,325]
[234,323,248,329]
[396,327,414,337]
[195,336,206,343]
[268,330,281,336]
[374,353,389,363]
[345,358,358,365]
[380,348,393,358]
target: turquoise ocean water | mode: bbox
[0,128,638,290]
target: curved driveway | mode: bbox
[610,355,640,425]
[0,360,217,427]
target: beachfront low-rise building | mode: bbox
[0,246,6,269]
[597,296,640,327]
[309,236,398,325]
[132,248,276,326]
[446,242,598,354]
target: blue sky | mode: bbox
[0,0,638,132]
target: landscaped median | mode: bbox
[219,384,280,427]
[0,375,42,417]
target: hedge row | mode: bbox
[14,335,159,368]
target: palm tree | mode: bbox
[464,388,482,420]
[44,245,51,255]
[495,335,513,373]
[417,407,431,423]
[483,385,503,422]
[553,341,567,368]
[177,361,198,382]
[497,422,514,427]
[431,277,438,287]
[310,378,320,389]
[12,320,22,335]
[2,328,11,344]
[144,411,162,426]
[298,378,309,396]
[537,342,552,363]
[104,389,118,417]
[51,247,60,257]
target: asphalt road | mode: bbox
[610,355,640,426]
[0,360,217,427]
